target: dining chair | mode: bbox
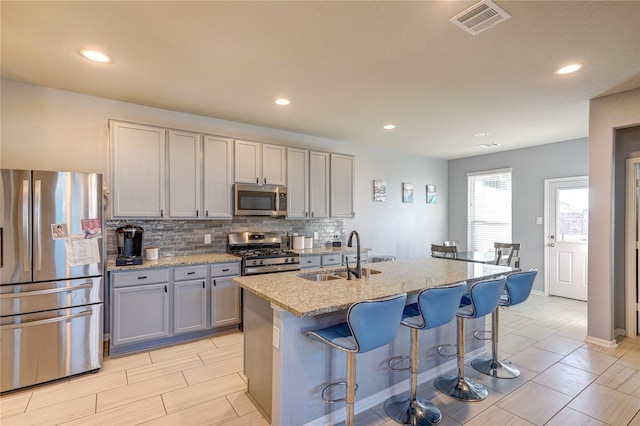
[431,244,458,258]
[493,243,520,267]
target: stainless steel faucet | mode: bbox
[347,230,362,279]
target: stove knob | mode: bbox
[259,260,264,265]
[285,258,289,263]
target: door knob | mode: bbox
[548,243,555,247]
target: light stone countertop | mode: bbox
[106,253,241,271]
[232,257,515,317]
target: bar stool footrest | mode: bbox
[387,355,412,372]
[434,374,488,401]
[473,330,492,341]
[471,357,521,379]
[384,393,442,425]
[321,381,358,404]
[436,344,457,358]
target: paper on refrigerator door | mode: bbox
[64,234,101,266]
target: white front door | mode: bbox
[546,177,589,301]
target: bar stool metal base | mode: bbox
[384,393,442,425]
[471,357,520,379]
[434,374,488,402]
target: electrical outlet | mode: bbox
[204,234,212,244]
[536,217,543,225]
[273,326,280,349]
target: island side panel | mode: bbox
[270,308,486,425]
[243,291,274,421]
[271,307,412,426]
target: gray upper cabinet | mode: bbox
[286,147,309,218]
[330,153,355,218]
[110,120,166,218]
[287,148,329,219]
[309,151,330,218]
[235,140,286,185]
[203,136,233,219]
[168,130,201,218]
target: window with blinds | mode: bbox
[467,168,512,252]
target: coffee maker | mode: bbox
[115,225,144,266]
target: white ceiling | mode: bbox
[2,1,639,159]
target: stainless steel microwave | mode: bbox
[234,184,287,217]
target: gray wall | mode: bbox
[1,79,449,260]
[447,138,589,293]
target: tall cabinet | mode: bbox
[330,153,356,218]
[110,121,166,218]
[287,148,330,218]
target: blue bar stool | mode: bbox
[434,276,506,401]
[471,269,538,378]
[306,293,408,426]
[384,282,467,425]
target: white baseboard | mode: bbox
[584,335,618,348]
[614,328,626,338]
[530,289,545,297]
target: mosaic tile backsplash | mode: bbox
[106,217,349,257]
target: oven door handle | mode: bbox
[0,282,93,299]
[0,309,93,330]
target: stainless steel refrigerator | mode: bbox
[0,169,104,392]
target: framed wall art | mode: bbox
[426,184,437,204]
[402,182,414,203]
[373,180,387,201]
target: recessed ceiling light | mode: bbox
[474,132,490,137]
[477,143,500,148]
[382,124,396,130]
[275,98,290,106]
[555,63,583,75]
[80,49,111,63]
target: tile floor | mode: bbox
[1,294,640,425]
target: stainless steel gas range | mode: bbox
[228,232,300,276]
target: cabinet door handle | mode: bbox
[202,281,205,288]
[137,276,148,280]
[256,177,259,184]
[311,212,314,217]
[264,178,267,184]
[187,271,195,275]
[206,210,209,217]
[196,210,199,217]
[164,285,167,293]
[160,209,164,217]
[213,279,216,287]
[222,268,230,272]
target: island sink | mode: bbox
[296,268,382,282]
[297,272,341,281]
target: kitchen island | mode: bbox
[233,257,514,426]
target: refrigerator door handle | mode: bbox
[0,309,93,330]
[22,180,31,272]
[34,180,42,272]
[0,282,93,299]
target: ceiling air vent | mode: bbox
[450,0,511,36]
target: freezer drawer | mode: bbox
[1,304,103,392]
[0,277,103,316]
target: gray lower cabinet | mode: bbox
[111,269,170,347]
[174,265,207,334]
[211,262,242,327]
[300,255,321,269]
[110,261,240,355]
